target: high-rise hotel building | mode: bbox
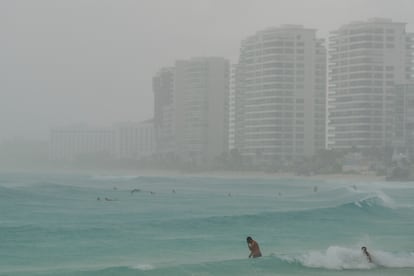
[174,57,229,162]
[153,57,230,162]
[228,64,240,150]
[234,25,326,162]
[328,18,414,150]
[394,83,414,158]
[153,67,176,157]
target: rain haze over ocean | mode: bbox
[2,1,414,275]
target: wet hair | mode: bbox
[361,246,367,251]
[246,236,252,242]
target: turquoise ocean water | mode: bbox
[1,172,414,276]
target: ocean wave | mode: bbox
[353,190,396,209]
[2,250,414,276]
[144,195,398,233]
[0,181,99,199]
[129,263,156,270]
[37,251,414,275]
[89,175,140,181]
[287,246,414,270]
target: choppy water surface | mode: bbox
[1,172,413,275]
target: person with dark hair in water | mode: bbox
[246,236,262,258]
[361,246,372,263]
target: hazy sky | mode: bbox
[1,0,414,141]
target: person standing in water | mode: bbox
[246,236,262,258]
[361,246,372,263]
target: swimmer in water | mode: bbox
[361,246,372,263]
[131,188,141,194]
[246,236,262,258]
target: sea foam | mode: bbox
[290,246,414,270]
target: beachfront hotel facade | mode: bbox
[233,25,326,163]
[174,57,230,162]
[393,83,414,159]
[49,125,115,161]
[327,18,414,150]
[228,64,240,150]
[49,121,155,162]
[153,57,230,163]
[153,67,176,157]
[113,120,155,160]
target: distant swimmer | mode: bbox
[361,246,372,263]
[172,189,176,193]
[105,197,114,201]
[246,236,262,258]
[130,188,141,194]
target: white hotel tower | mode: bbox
[174,57,229,162]
[328,18,414,150]
[234,25,326,162]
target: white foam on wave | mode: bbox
[89,175,139,181]
[354,190,396,209]
[130,263,155,270]
[372,251,414,268]
[298,246,372,269]
[289,246,414,270]
[373,190,396,208]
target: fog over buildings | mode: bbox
[328,18,414,149]
[234,25,326,162]
[2,0,414,175]
[2,0,413,141]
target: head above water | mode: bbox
[361,246,367,251]
[246,236,253,243]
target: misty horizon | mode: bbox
[2,0,414,141]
